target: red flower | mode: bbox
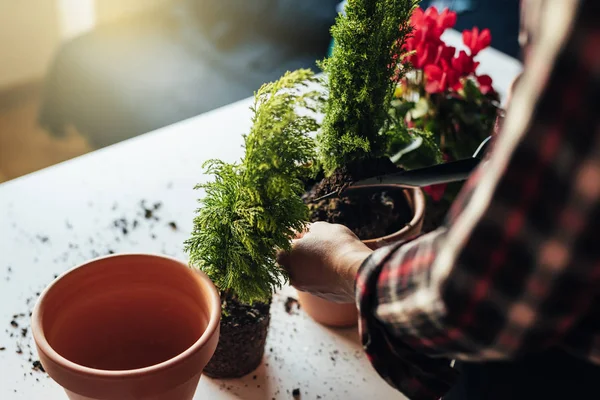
[410,7,426,26]
[462,27,491,56]
[410,7,444,43]
[424,64,458,94]
[452,50,479,76]
[406,39,436,69]
[477,74,494,94]
[432,44,456,68]
[423,6,441,21]
[438,8,457,30]
[423,183,447,202]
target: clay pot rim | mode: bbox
[362,186,426,247]
[31,253,221,379]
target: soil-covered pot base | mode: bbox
[203,295,270,379]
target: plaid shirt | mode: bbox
[356,1,600,399]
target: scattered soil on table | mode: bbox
[204,293,271,378]
[292,388,301,398]
[112,218,130,235]
[303,158,413,240]
[36,235,49,243]
[141,200,162,220]
[32,360,45,373]
[284,297,300,314]
[108,199,179,243]
[6,198,180,388]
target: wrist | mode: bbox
[339,246,372,297]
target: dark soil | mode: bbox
[303,158,413,240]
[284,297,300,314]
[32,360,45,373]
[203,293,271,378]
[140,200,162,220]
[421,181,464,233]
[421,197,451,233]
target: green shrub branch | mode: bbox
[184,70,321,305]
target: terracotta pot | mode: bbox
[31,254,221,400]
[298,187,425,327]
[203,299,270,378]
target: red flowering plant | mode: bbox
[384,6,501,226]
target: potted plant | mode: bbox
[184,69,322,378]
[386,6,501,232]
[299,0,426,327]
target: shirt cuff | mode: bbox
[356,244,459,400]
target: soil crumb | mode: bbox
[284,297,300,314]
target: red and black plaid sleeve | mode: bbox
[356,1,600,399]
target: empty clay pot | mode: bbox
[31,254,220,400]
[298,187,425,328]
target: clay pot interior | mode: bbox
[42,258,208,369]
[32,254,220,400]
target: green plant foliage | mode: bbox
[392,77,500,163]
[385,126,443,170]
[318,0,418,172]
[385,98,443,169]
[185,69,321,305]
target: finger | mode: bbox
[276,237,301,268]
[293,225,310,239]
[276,248,289,268]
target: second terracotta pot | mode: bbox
[298,187,425,328]
[31,254,221,400]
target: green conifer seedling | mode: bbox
[185,69,322,305]
[318,0,418,173]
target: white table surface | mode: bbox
[0,33,521,400]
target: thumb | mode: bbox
[276,247,289,268]
[276,237,302,270]
[293,226,309,239]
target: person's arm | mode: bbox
[356,1,600,398]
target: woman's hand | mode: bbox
[277,222,373,303]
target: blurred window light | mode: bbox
[57,0,96,40]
